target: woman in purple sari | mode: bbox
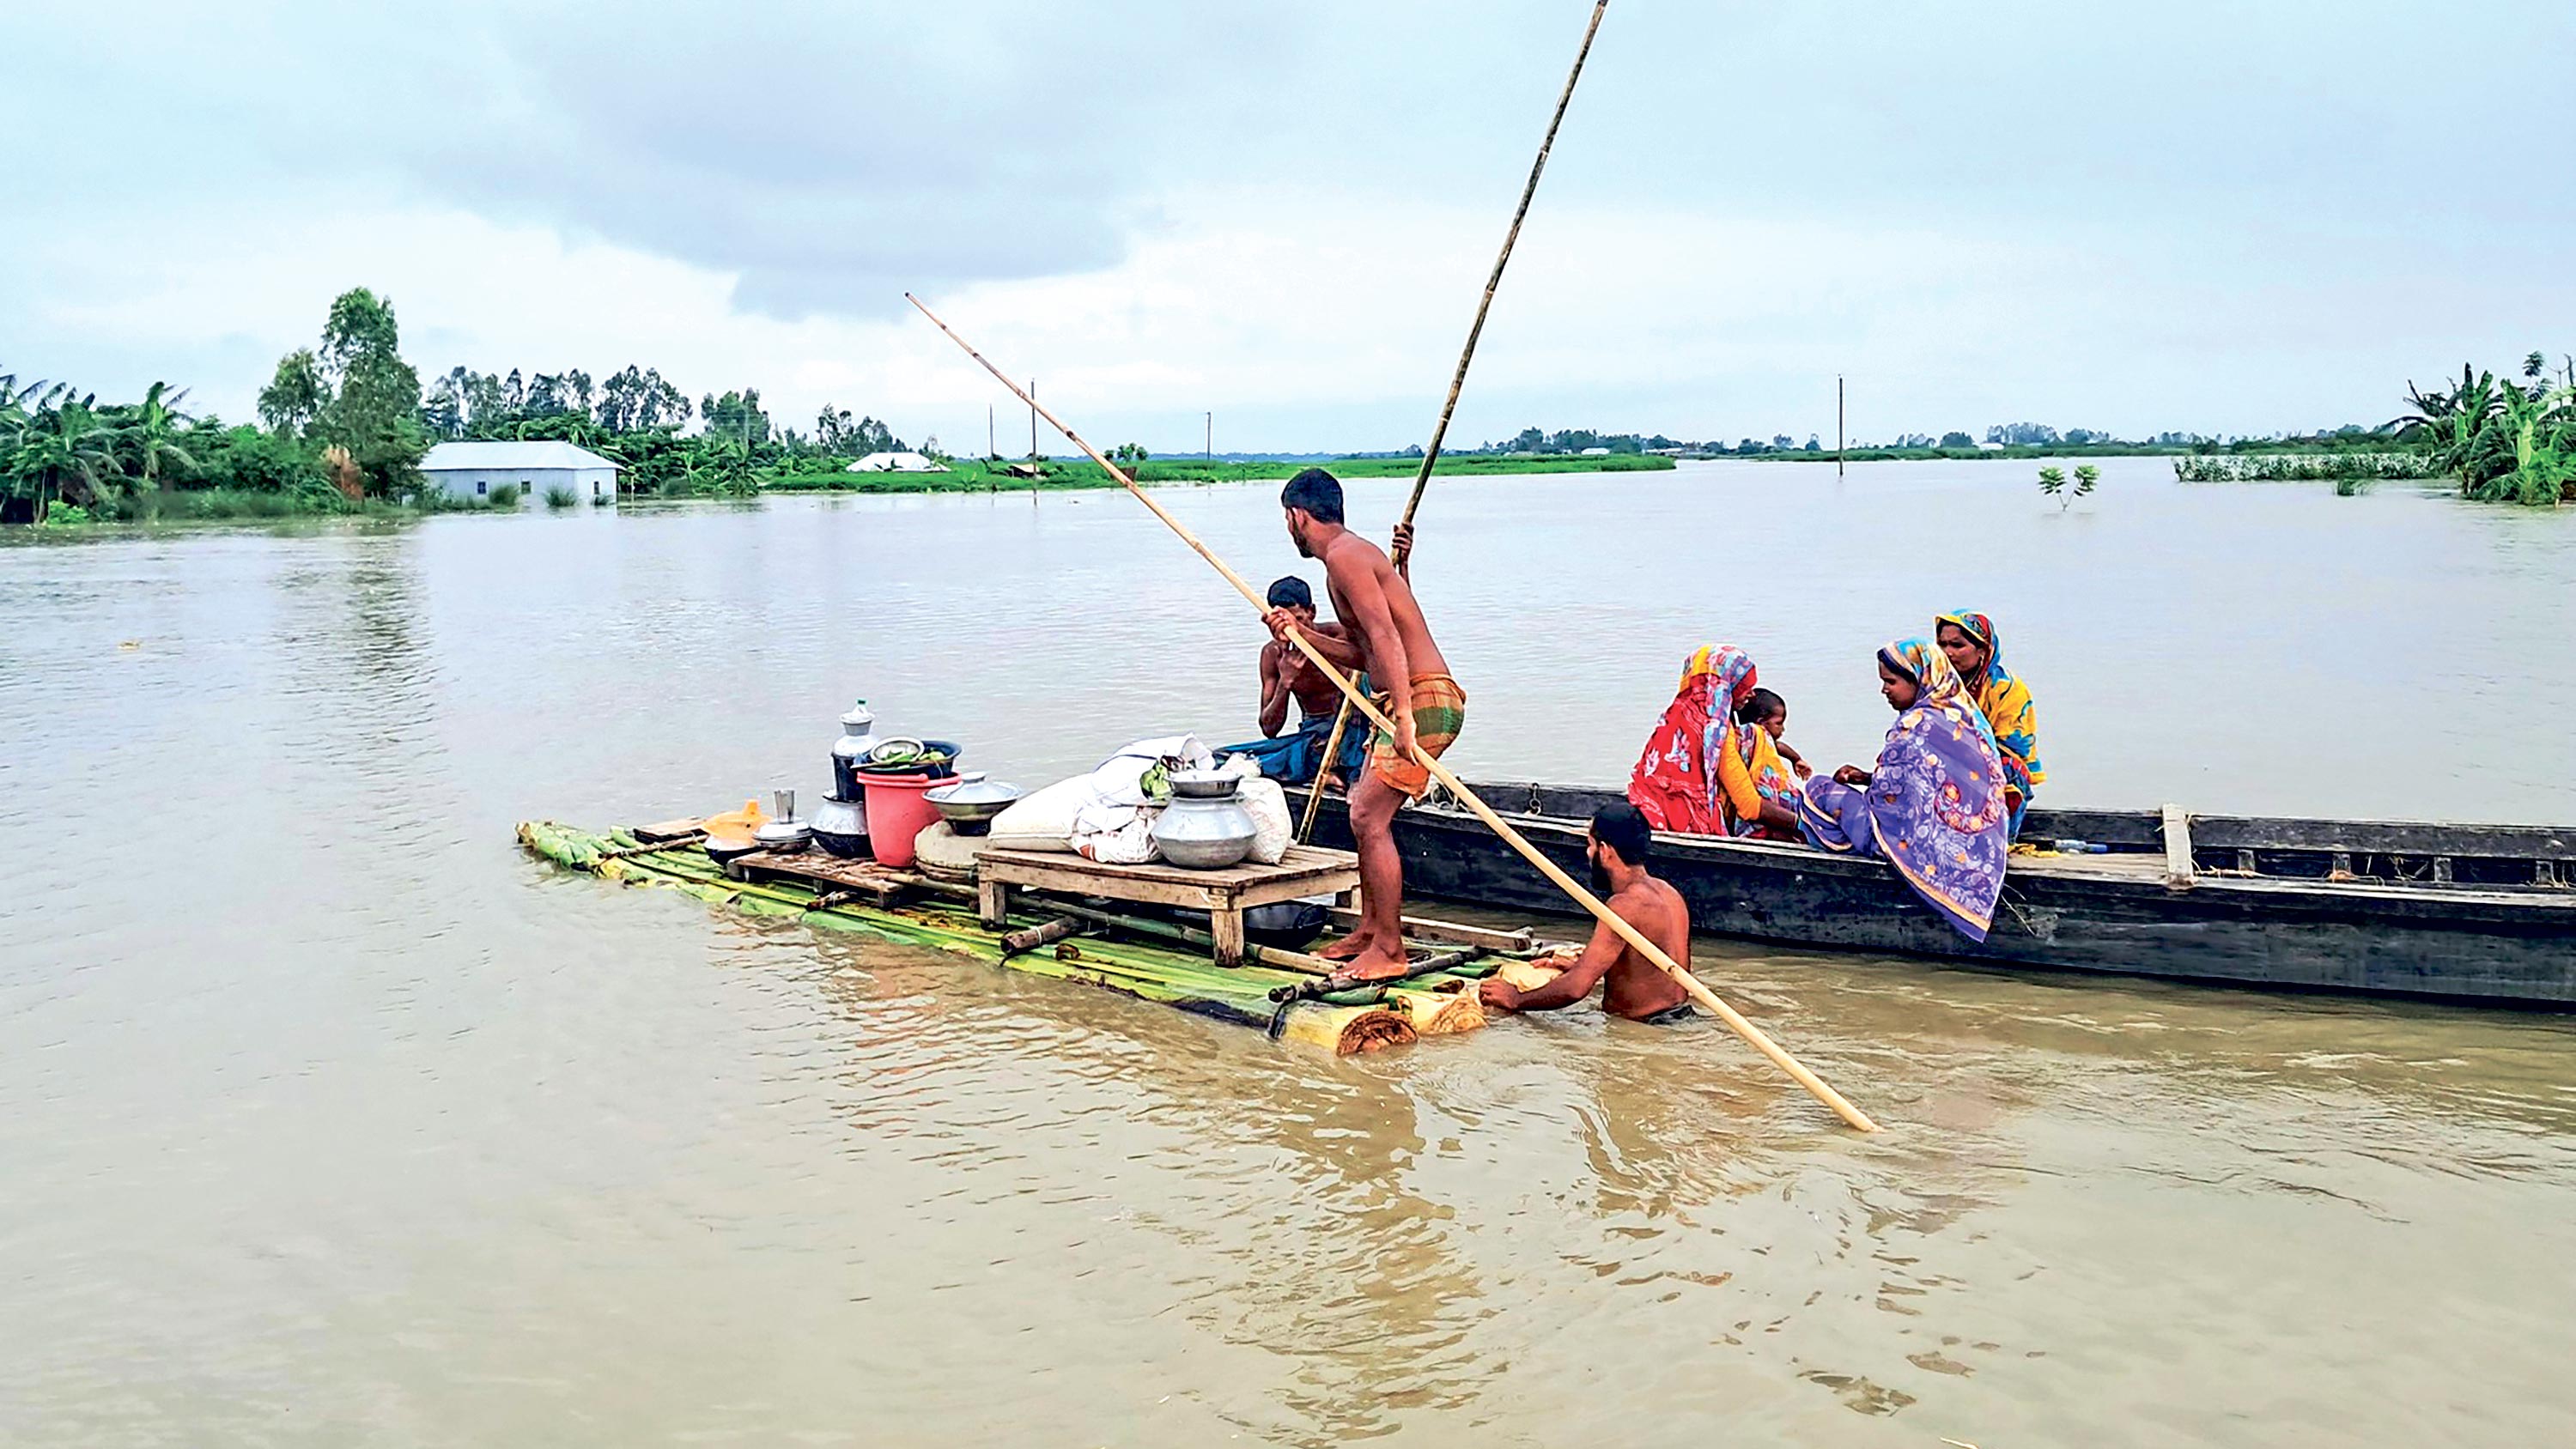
[1798,639,2012,943]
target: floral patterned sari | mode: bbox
[1798,639,2011,942]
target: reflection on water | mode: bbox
[3,464,2574,1446]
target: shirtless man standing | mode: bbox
[1479,803,1695,1024]
[1262,469,1463,981]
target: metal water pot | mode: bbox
[1151,771,1258,870]
[829,700,879,816]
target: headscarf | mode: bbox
[1631,645,1767,834]
[1933,608,2046,800]
[1864,637,2010,940]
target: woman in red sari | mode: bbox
[1627,645,1803,838]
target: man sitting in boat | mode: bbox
[1479,803,1694,1024]
[1265,470,1462,982]
[1220,576,1368,787]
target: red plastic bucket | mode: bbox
[861,773,944,867]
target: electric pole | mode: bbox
[1837,375,1845,477]
[1206,411,1212,460]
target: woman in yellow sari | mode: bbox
[1935,609,2044,838]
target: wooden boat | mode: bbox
[1295,783,2576,1008]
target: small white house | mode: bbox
[420,440,618,506]
[847,451,949,474]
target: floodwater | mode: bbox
[3,458,2573,1446]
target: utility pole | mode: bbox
[1029,379,1038,462]
[1837,375,1845,477]
[987,404,994,460]
[1206,410,1212,460]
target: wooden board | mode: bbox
[632,817,707,844]
[1324,906,1533,953]
[2161,804,2196,889]
[726,849,922,906]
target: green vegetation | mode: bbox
[2392,355,2575,505]
[2172,452,2427,483]
[2036,464,2098,511]
[4,287,451,525]
[543,484,580,510]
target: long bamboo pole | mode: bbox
[1299,0,1610,844]
[902,294,1878,1134]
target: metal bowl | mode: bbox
[859,737,964,779]
[1165,768,1243,800]
[923,773,1023,835]
[755,818,814,852]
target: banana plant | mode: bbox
[2495,385,2574,506]
[119,380,198,498]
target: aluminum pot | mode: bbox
[810,793,869,858]
[1151,777,1257,869]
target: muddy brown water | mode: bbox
[4,459,2573,1444]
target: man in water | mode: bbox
[1264,469,1461,981]
[1479,803,1695,1024]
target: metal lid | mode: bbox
[839,699,875,731]
[925,774,1021,808]
[755,818,814,846]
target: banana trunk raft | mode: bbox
[517,822,1516,1053]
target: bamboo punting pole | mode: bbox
[901,295,1880,1135]
[1299,0,1610,845]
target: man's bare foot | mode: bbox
[1314,930,1373,961]
[1339,944,1414,982]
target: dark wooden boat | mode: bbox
[1296,782,2576,1007]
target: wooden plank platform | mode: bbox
[726,849,924,906]
[975,844,1361,967]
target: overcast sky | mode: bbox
[7,2,2570,452]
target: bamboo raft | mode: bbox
[516,821,1558,1053]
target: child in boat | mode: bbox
[1743,688,1812,781]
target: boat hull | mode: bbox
[1297,784,2576,1008]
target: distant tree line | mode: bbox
[1473,417,2455,461]
[2,285,921,522]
